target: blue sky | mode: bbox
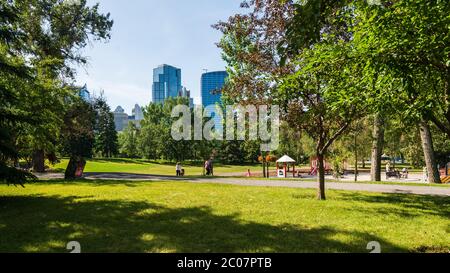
[76,0,243,113]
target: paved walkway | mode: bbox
[194,178,450,197]
[35,172,450,197]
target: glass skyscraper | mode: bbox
[201,71,228,133]
[201,71,228,107]
[152,64,182,103]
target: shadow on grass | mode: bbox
[33,176,238,188]
[0,195,406,253]
[337,192,450,218]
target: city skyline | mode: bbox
[75,0,243,113]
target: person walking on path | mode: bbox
[205,159,214,176]
[176,162,182,177]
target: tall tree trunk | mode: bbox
[32,149,45,173]
[419,120,441,184]
[371,114,384,181]
[65,156,86,180]
[317,153,326,200]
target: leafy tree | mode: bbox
[277,122,311,163]
[0,0,37,184]
[279,41,368,199]
[215,0,369,199]
[60,97,96,179]
[432,126,450,167]
[214,0,295,106]
[0,0,113,184]
[241,139,261,163]
[219,140,245,164]
[14,0,113,171]
[119,122,140,158]
[352,0,449,183]
[354,0,450,138]
[93,95,118,158]
[138,97,193,162]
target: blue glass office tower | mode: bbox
[152,64,182,103]
[201,71,228,133]
[201,71,228,106]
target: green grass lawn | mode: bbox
[0,180,448,253]
[51,158,260,177]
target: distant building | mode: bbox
[152,64,182,103]
[151,64,194,106]
[79,84,91,102]
[201,71,228,107]
[201,71,228,131]
[113,106,129,132]
[113,104,144,132]
[132,104,144,121]
[181,86,194,108]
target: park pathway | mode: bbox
[191,178,450,197]
[35,172,450,197]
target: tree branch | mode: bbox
[320,121,350,154]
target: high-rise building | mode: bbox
[113,106,129,132]
[201,71,228,107]
[181,86,194,108]
[79,84,91,102]
[201,71,228,132]
[113,104,144,132]
[152,64,182,103]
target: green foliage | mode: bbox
[138,97,193,162]
[278,40,368,154]
[93,95,118,158]
[119,122,140,158]
[353,0,450,136]
[60,97,96,159]
[277,122,313,163]
[16,0,113,78]
[0,0,113,184]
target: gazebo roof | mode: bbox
[277,155,296,163]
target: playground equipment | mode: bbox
[276,155,296,178]
[440,162,450,184]
[442,176,450,184]
[310,157,333,176]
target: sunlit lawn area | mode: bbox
[50,158,428,177]
[51,158,261,176]
[0,180,448,253]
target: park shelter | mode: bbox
[276,155,296,178]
